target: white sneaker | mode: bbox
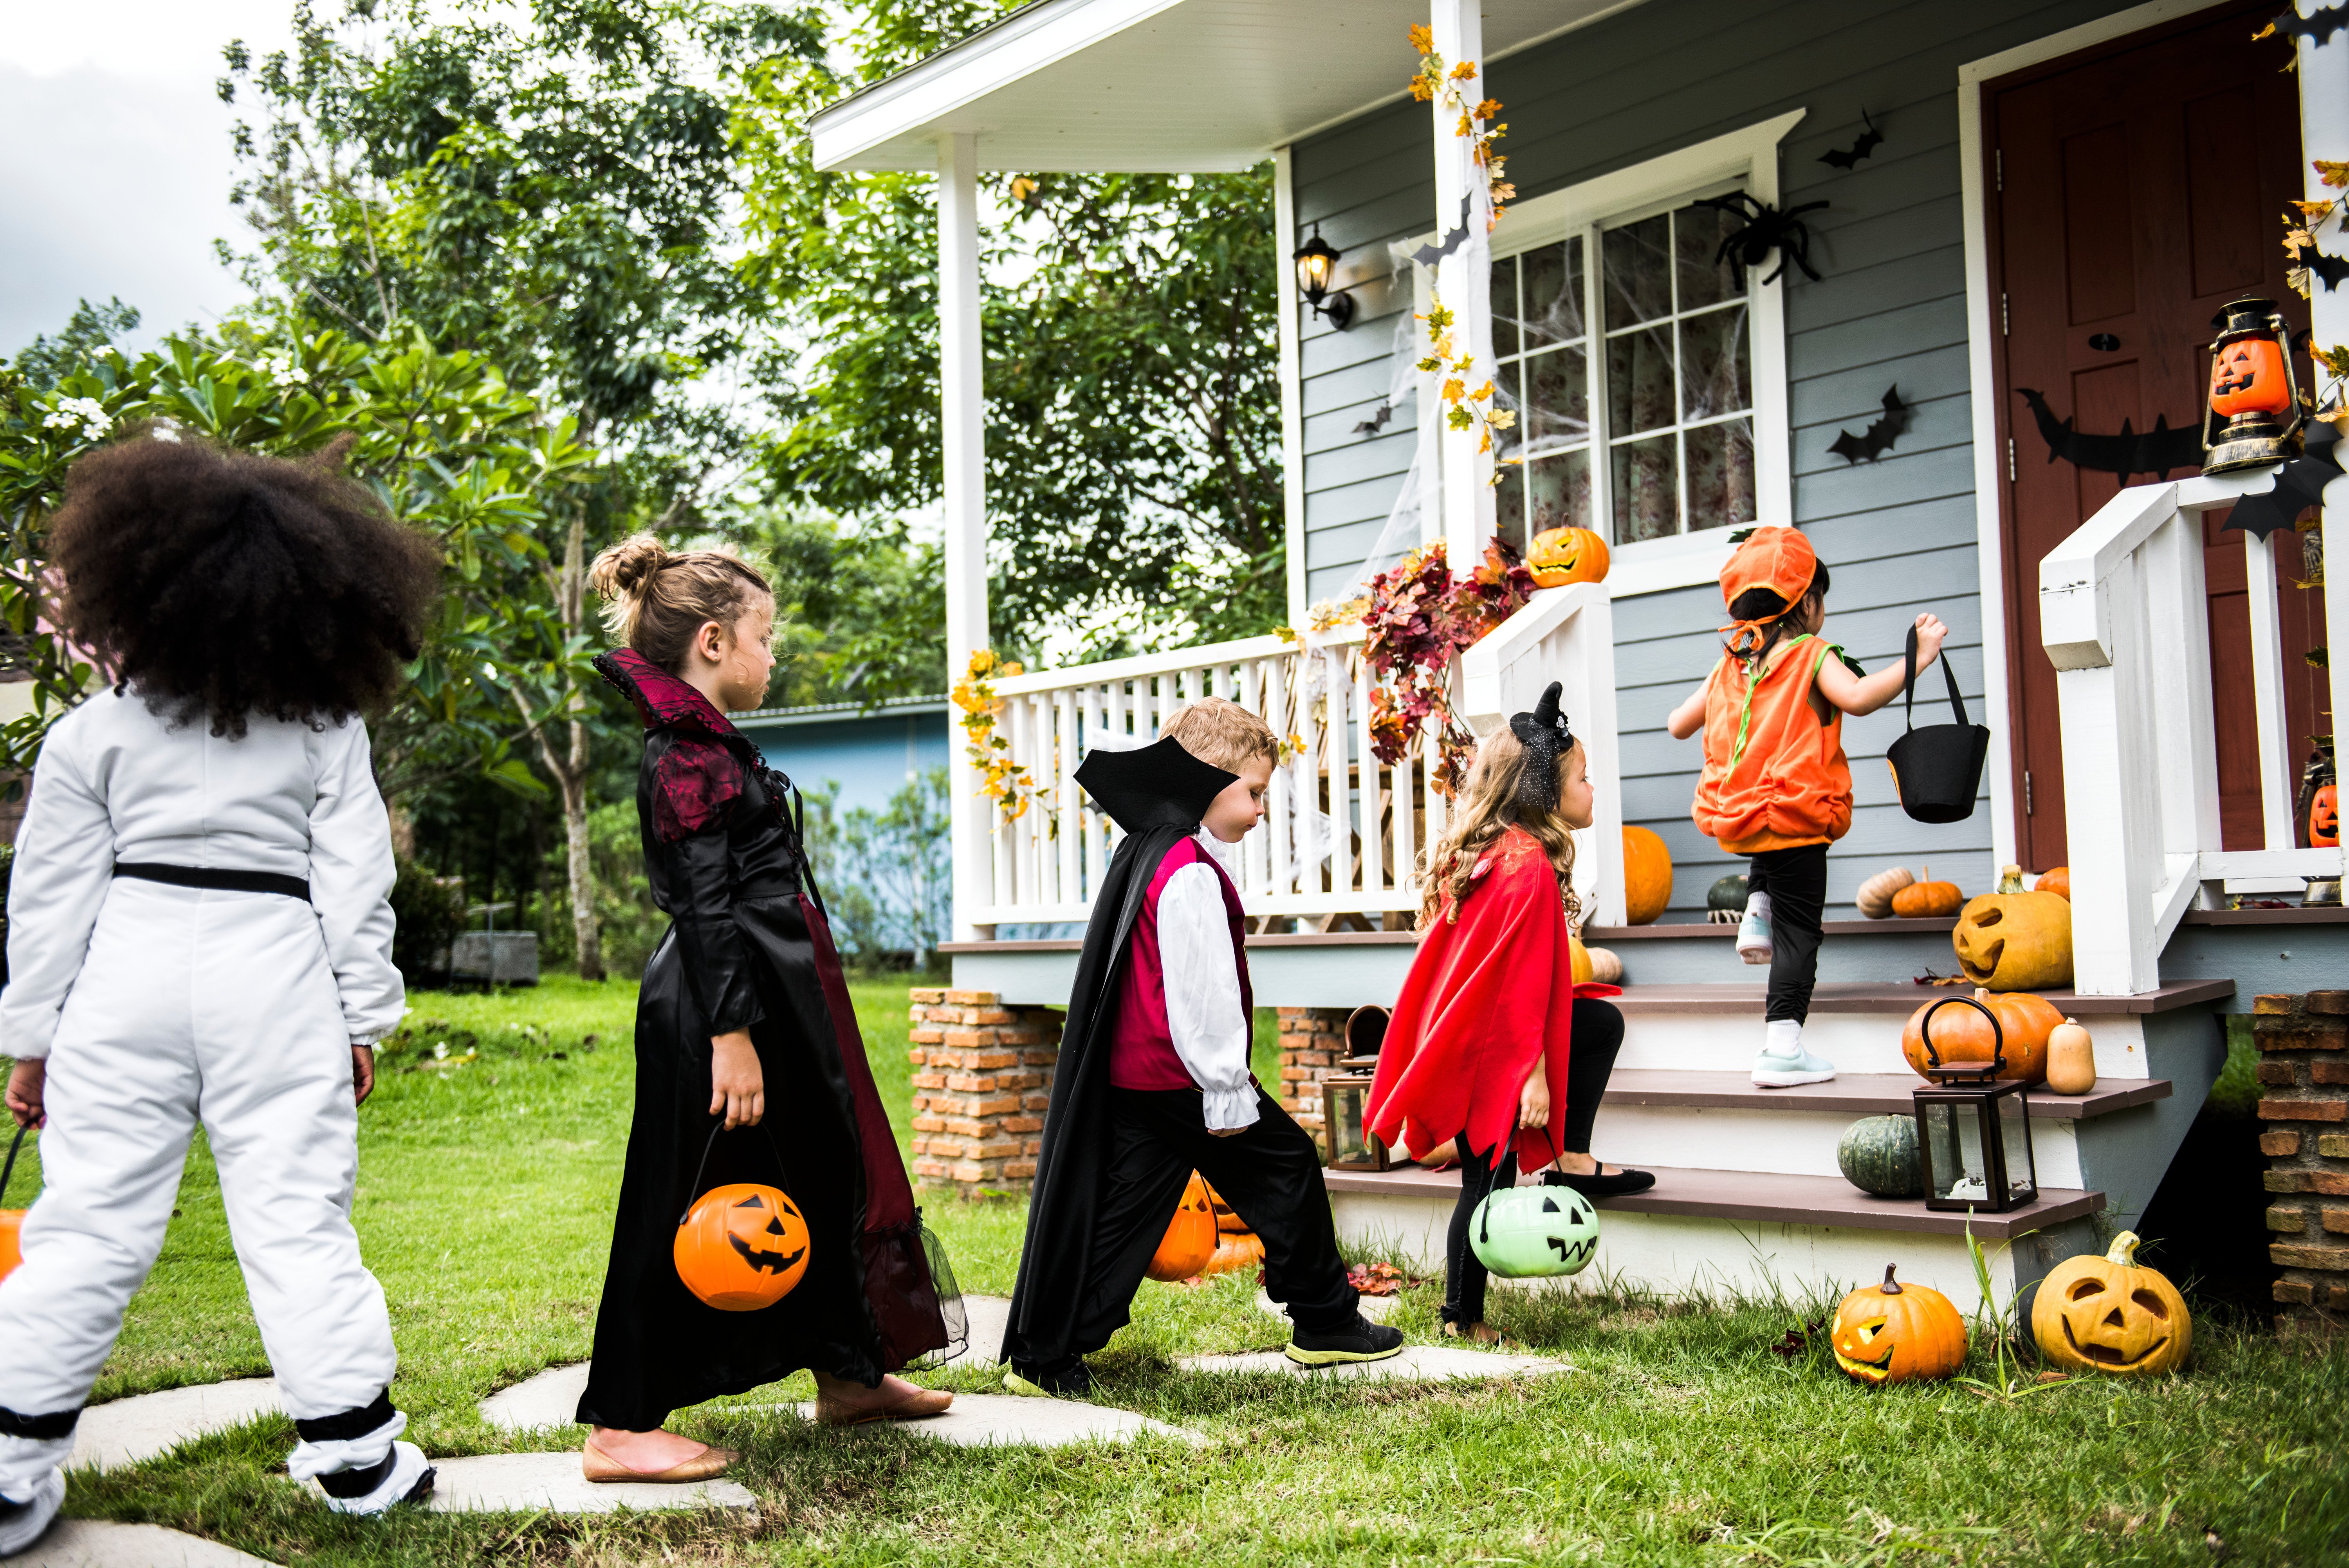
[1752,1044,1838,1087]
[1736,893,1773,965]
[316,1441,436,1515]
[0,1467,63,1558]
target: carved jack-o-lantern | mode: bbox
[1527,525,1611,588]
[674,1182,810,1311]
[2309,782,2339,849]
[2208,336,2292,418]
[2031,1231,2192,1376]
[1146,1171,1220,1281]
[1830,1265,1968,1384]
[1950,892,2074,992]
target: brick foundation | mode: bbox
[2255,989,2349,1332]
[906,988,1062,1193]
[1277,1007,1352,1155]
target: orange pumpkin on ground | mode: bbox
[1901,987,2061,1085]
[1891,870,1963,919]
[1831,1265,1968,1384]
[1952,891,2074,991]
[1146,1171,1220,1282]
[2034,866,2071,900]
[1527,525,1611,588]
[1203,1230,1266,1276]
[674,1183,811,1311]
[2031,1231,2191,1376]
[1622,826,1673,925]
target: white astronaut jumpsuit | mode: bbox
[0,690,419,1507]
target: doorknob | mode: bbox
[2088,333,2120,352]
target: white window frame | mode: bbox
[1409,109,1805,597]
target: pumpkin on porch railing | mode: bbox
[1622,826,1673,925]
[1951,891,2074,992]
[1526,525,1610,588]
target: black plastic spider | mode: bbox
[1694,192,1829,286]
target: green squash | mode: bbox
[1707,875,1749,913]
[1837,1115,1924,1198]
[1469,1183,1600,1278]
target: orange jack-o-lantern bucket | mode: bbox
[0,1125,31,1284]
[673,1122,811,1311]
[2207,335,2291,419]
[2311,781,2340,848]
[1145,1171,1220,1282]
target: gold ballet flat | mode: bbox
[581,1434,738,1483]
[815,1386,955,1427]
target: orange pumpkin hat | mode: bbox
[1718,526,1818,655]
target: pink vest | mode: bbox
[1108,835,1253,1091]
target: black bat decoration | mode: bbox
[1694,192,1829,286]
[2225,420,2344,541]
[1828,385,1911,463]
[2287,230,2349,291]
[2015,388,2204,485]
[1353,402,1396,436]
[1818,109,1884,171]
[1410,195,1474,267]
[2259,2,2349,45]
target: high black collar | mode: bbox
[594,648,741,740]
[1075,735,1238,833]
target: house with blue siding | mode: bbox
[806,0,2349,1309]
[733,694,952,821]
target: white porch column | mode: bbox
[938,130,992,942]
[2302,10,2349,805]
[1429,0,1496,569]
[1274,145,1310,626]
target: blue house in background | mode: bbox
[734,695,952,820]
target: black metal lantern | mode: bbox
[1292,224,1355,330]
[2201,296,2306,474]
[1910,994,2038,1213]
[1321,1072,1389,1171]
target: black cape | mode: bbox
[1001,736,1237,1368]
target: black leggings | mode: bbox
[1442,998,1625,1326]
[1747,843,1828,1024]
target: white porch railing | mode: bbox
[962,583,1626,932]
[2041,473,2348,995]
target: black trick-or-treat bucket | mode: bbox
[1885,624,1990,824]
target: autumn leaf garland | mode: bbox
[2282,157,2349,431]
[1361,538,1536,797]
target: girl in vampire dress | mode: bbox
[575,536,951,1481]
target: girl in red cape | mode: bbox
[1366,682,1650,1343]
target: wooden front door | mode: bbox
[1986,0,2316,869]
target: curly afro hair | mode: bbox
[48,430,442,738]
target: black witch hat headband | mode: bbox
[1508,681,1575,815]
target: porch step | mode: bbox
[1603,979,2232,1014]
[1597,1068,2170,1120]
[1322,1161,2101,1241]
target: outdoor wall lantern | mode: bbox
[1910,995,2038,1214]
[1321,1072,1390,1171]
[2202,295,2306,474]
[1292,224,1356,330]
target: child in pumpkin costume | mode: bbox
[0,435,444,1555]
[1665,527,1949,1087]
[1002,699,1401,1395]
[1366,683,1642,1342]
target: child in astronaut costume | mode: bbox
[0,433,445,1554]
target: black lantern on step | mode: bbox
[1910,994,2038,1214]
[1321,1072,1389,1171]
[1292,224,1355,331]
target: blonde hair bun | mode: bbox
[588,532,671,600]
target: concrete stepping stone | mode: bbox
[479,1364,591,1432]
[1254,1288,1397,1324]
[779,1391,1198,1447]
[69,1380,284,1472]
[418,1453,754,1514]
[14,1518,280,1566]
[1176,1344,1567,1381]
[951,1293,1010,1365]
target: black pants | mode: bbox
[1443,998,1626,1326]
[1747,843,1829,1024]
[1026,1085,1358,1377]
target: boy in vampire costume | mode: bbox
[1001,699,1402,1395]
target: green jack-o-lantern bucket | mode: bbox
[1468,1182,1600,1279]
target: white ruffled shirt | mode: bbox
[1155,828,1259,1131]
[1,689,405,1057]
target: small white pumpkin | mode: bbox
[2045,1017,2097,1095]
[1855,865,1916,920]
[1584,945,1624,985]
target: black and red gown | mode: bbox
[576,648,947,1431]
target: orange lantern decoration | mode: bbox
[1146,1171,1220,1282]
[674,1182,811,1311]
[2310,782,2339,849]
[2201,297,2306,474]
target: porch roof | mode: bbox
[807,0,1642,174]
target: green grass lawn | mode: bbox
[4,976,2345,1566]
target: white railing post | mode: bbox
[2304,12,2349,802]
[937,130,991,942]
[1428,0,1495,568]
[2242,531,2299,850]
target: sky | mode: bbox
[0,2,298,355]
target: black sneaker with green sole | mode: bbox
[1285,1314,1405,1366]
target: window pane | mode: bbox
[1676,198,1743,312]
[1607,325,1676,437]
[1526,345,1589,453]
[1686,417,1757,530]
[1490,253,1519,361]
[1528,448,1592,537]
[1603,213,1671,328]
[1680,304,1752,421]
[1496,463,1528,552]
[1522,238,1585,348]
[1612,434,1680,543]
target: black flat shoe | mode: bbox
[1543,1167,1656,1197]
